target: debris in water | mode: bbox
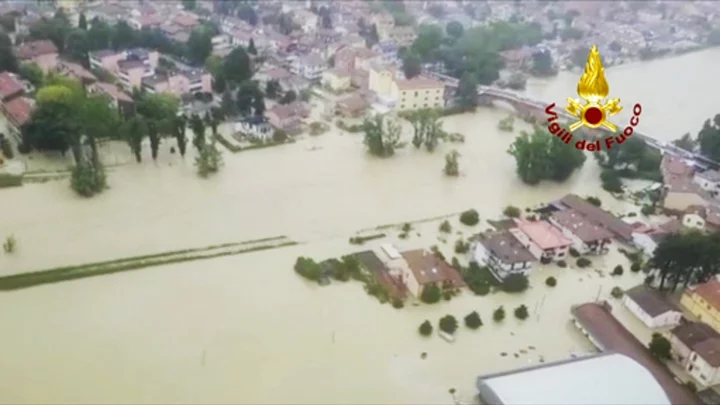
[500,352,507,357]
[510,332,515,336]
[520,349,527,354]
[421,352,427,359]
[514,353,519,358]
[529,345,536,350]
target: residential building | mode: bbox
[265,101,309,135]
[476,353,671,405]
[558,194,635,244]
[681,278,720,334]
[118,60,154,90]
[230,28,254,48]
[233,116,272,141]
[371,13,395,35]
[88,82,134,116]
[336,93,370,117]
[58,60,97,85]
[570,301,700,405]
[143,69,212,96]
[549,209,613,255]
[694,170,720,196]
[382,26,417,47]
[398,249,465,298]
[623,285,683,328]
[290,53,327,81]
[510,219,571,263]
[15,40,58,73]
[293,9,318,33]
[322,68,352,91]
[356,249,407,300]
[89,48,159,76]
[632,218,682,258]
[669,321,720,387]
[368,63,398,97]
[682,205,720,232]
[2,96,34,135]
[472,230,535,280]
[0,71,25,102]
[661,155,711,213]
[211,34,232,54]
[391,76,445,111]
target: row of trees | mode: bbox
[594,136,662,192]
[673,114,720,162]
[507,127,586,185]
[649,231,720,292]
[362,114,404,157]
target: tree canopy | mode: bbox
[507,126,586,185]
[650,231,720,292]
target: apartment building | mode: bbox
[390,76,445,112]
[290,53,327,81]
[15,40,58,73]
[142,69,212,97]
[89,48,159,75]
[681,277,720,334]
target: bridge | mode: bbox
[428,72,718,169]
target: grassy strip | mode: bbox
[0,173,23,188]
[0,241,298,291]
[349,233,386,245]
[214,135,292,154]
[361,212,465,233]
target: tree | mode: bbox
[147,120,161,160]
[66,29,90,67]
[220,90,237,117]
[438,315,458,335]
[173,115,188,157]
[18,63,44,87]
[507,127,586,185]
[649,333,671,360]
[673,133,696,152]
[502,273,529,293]
[136,92,179,136]
[111,21,136,50]
[456,73,477,110]
[697,117,720,161]
[464,311,482,329]
[88,17,112,50]
[444,150,460,176]
[71,161,106,197]
[600,169,623,193]
[247,38,257,55]
[182,0,196,10]
[493,306,506,322]
[124,116,146,162]
[585,196,602,207]
[0,32,18,72]
[238,5,258,26]
[254,91,266,117]
[321,14,332,29]
[420,284,441,304]
[190,114,206,151]
[410,24,444,62]
[405,108,445,151]
[187,29,213,65]
[446,21,464,39]
[419,320,433,336]
[503,205,521,218]
[402,52,421,79]
[195,140,223,177]
[363,114,404,157]
[78,13,87,30]
[514,305,529,320]
[265,80,281,99]
[279,90,297,105]
[459,209,479,226]
[650,231,720,291]
[0,14,16,33]
[530,49,557,77]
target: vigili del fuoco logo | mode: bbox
[544,45,643,152]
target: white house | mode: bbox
[234,118,272,141]
[623,285,683,329]
[472,230,535,280]
[693,169,720,196]
[509,219,571,263]
[290,53,327,81]
[669,321,720,387]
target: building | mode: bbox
[290,53,327,81]
[510,219,571,263]
[2,96,34,135]
[661,155,711,213]
[264,102,309,135]
[89,48,159,76]
[381,26,417,47]
[368,63,398,97]
[669,321,720,387]
[356,249,407,300]
[398,249,465,298]
[558,194,635,244]
[0,71,25,102]
[143,70,212,96]
[694,170,720,196]
[682,205,720,232]
[623,285,682,328]
[472,230,535,280]
[321,68,352,91]
[549,209,614,255]
[58,60,97,85]
[391,76,445,111]
[14,40,58,73]
[336,93,370,117]
[88,82,134,116]
[476,353,671,405]
[681,278,720,334]
[632,218,682,258]
[571,301,701,405]
[233,117,272,141]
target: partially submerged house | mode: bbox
[669,321,720,387]
[472,230,536,280]
[549,209,614,255]
[510,219,571,263]
[398,249,465,298]
[623,285,682,328]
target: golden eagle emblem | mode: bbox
[565,45,622,132]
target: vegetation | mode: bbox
[673,132,696,152]
[503,205,521,218]
[464,311,483,329]
[649,231,720,291]
[569,248,580,258]
[349,233,386,245]
[402,108,449,152]
[631,262,642,273]
[3,235,16,253]
[557,260,567,268]
[363,114,404,157]
[501,273,529,293]
[438,315,459,334]
[545,276,557,287]
[612,265,624,276]
[421,284,442,304]
[498,116,514,132]
[444,150,460,176]
[462,261,497,296]
[0,133,13,159]
[576,257,592,268]
[195,140,223,177]
[454,239,470,254]
[493,306,506,322]
[686,115,720,162]
[439,220,452,233]
[514,305,529,320]
[294,257,324,282]
[648,333,672,360]
[459,209,480,226]
[585,196,602,207]
[610,286,624,298]
[595,137,662,191]
[419,320,433,336]
[507,127,586,185]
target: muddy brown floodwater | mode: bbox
[0,48,718,404]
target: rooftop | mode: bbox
[3,96,33,128]
[400,249,465,287]
[687,278,720,312]
[394,76,444,91]
[551,209,614,243]
[571,302,700,405]
[625,285,679,317]
[15,39,57,59]
[696,169,720,182]
[559,194,634,242]
[0,71,24,100]
[476,230,536,264]
[514,219,571,250]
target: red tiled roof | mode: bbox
[15,40,58,60]
[3,96,34,128]
[400,249,465,287]
[514,219,572,250]
[93,82,133,103]
[0,71,24,100]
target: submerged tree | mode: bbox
[507,126,586,185]
[405,108,446,151]
[444,150,460,176]
[195,138,223,177]
[125,116,147,163]
[362,114,404,157]
[190,114,206,152]
[173,115,188,157]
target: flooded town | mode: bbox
[2,1,720,404]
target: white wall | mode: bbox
[688,352,720,387]
[632,232,658,258]
[693,174,719,193]
[623,296,682,328]
[683,213,706,229]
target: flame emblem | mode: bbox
[565,45,622,132]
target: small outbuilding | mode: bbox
[623,285,683,328]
